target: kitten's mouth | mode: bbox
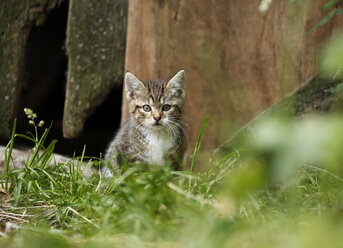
[152,122,164,127]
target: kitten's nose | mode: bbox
[153,116,161,122]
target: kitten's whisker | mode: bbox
[168,116,187,122]
[168,121,189,135]
[167,122,186,144]
[166,122,177,136]
[166,122,178,135]
[167,120,187,138]
[169,118,189,128]
[136,122,148,130]
[166,124,176,139]
[165,122,183,146]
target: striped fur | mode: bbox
[104,70,186,174]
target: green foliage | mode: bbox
[319,33,343,79]
[307,0,343,35]
[323,0,343,12]
[2,112,343,247]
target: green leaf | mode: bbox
[322,0,342,12]
[4,119,16,191]
[326,83,343,93]
[307,8,337,35]
[319,33,343,78]
[190,117,209,173]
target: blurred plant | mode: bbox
[260,0,343,34]
[189,116,209,189]
[3,109,343,247]
[319,33,343,79]
[308,0,343,35]
[221,116,343,212]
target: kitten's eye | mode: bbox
[142,105,151,112]
[162,104,171,111]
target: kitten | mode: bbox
[103,70,186,174]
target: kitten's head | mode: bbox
[125,70,186,131]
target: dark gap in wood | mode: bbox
[13,0,123,157]
[15,0,69,154]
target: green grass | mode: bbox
[1,116,343,247]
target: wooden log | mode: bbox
[215,76,343,156]
[0,0,62,138]
[63,0,128,138]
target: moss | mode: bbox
[215,76,343,155]
[0,0,62,137]
[294,76,337,116]
[0,0,127,138]
[0,2,24,136]
[63,0,127,138]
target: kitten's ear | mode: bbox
[125,72,145,100]
[167,70,185,90]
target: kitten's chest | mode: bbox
[144,131,174,165]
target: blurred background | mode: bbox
[1,0,343,159]
[3,1,343,247]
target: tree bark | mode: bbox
[63,0,128,138]
[0,0,63,137]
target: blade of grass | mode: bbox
[26,127,51,168]
[168,182,213,206]
[76,145,87,181]
[322,0,342,12]
[190,117,209,173]
[306,8,337,35]
[67,206,100,228]
[37,139,57,169]
[14,134,39,145]
[102,167,138,195]
[189,117,209,190]
[4,119,16,192]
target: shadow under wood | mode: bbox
[2,0,123,158]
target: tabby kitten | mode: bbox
[103,70,186,174]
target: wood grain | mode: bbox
[123,0,343,153]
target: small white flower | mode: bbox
[38,120,45,127]
[24,108,33,115]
